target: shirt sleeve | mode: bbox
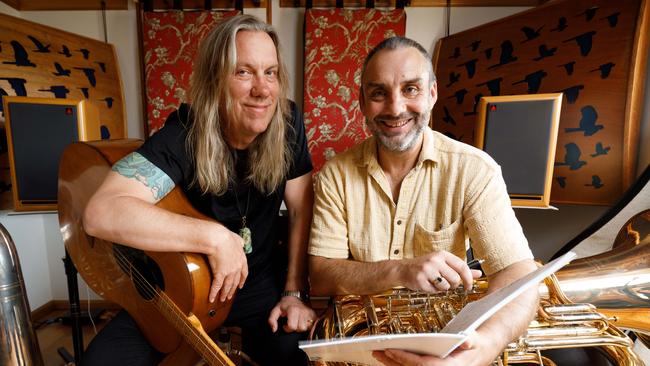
[287,101,313,180]
[308,161,351,259]
[136,105,191,186]
[463,161,533,275]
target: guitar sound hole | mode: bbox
[113,244,165,301]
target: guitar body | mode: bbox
[58,139,234,361]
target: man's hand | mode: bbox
[206,229,248,303]
[372,331,495,366]
[398,251,482,293]
[268,295,317,333]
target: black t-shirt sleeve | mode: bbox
[136,105,192,186]
[287,101,313,180]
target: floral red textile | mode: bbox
[142,10,239,136]
[304,9,406,171]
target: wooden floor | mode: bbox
[35,309,116,366]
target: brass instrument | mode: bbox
[309,211,650,366]
[0,223,44,366]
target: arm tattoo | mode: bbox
[112,152,175,200]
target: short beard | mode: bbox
[367,111,429,153]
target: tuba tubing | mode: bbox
[0,223,44,366]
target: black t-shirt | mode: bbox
[137,101,313,290]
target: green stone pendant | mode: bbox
[240,226,252,254]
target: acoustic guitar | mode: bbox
[57,139,235,366]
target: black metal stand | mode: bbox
[63,250,84,365]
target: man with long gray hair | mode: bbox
[83,15,316,365]
[308,36,539,366]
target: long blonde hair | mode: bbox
[188,15,292,195]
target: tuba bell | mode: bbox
[309,210,650,365]
[0,223,44,366]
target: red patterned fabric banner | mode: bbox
[304,9,406,171]
[142,10,239,135]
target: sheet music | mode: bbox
[300,251,577,365]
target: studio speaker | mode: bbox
[475,93,562,208]
[1,96,100,211]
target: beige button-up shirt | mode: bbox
[308,127,533,276]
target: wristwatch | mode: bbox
[281,290,310,302]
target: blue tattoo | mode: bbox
[112,152,175,200]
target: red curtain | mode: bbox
[141,10,239,135]
[304,9,406,171]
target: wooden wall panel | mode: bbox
[431,0,648,206]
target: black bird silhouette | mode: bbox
[512,70,547,93]
[564,31,596,57]
[559,61,576,75]
[565,105,603,136]
[77,48,90,59]
[27,35,50,53]
[39,85,70,98]
[446,72,461,87]
[448,89,468,104]
[449,47,461,59]
[602,12,620,27]
[59,45,72,57]
[464,93,483,117]
[520,25,544,43]
[3,41,36,67]
[75,67,97,87]
[555,176,567,188]
[79,87,90,99]
[550,17,568,32]
[533,44,557,61]
[555,143,587,170]
[52,62,71,77]
[488,41,517,69]
[469,40,481,52]
[100,125,111,140]
[458,58,478,78]
[0,77,28,96]
[100,97,114,108]
[559,85,584,104]
[477,77,502,96]
[590,62,615,79]
[95,61,107,73]
[484,47,493,60]
[585,175,603,189]
[442,106,456,125]
[590,142,610,157]
[577,6,599,22]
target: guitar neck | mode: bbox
[155,292,235,366]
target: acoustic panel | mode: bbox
[141,9,239,136]
[432,0,649,205]
[303,9,406,171]
[2,96,99,211]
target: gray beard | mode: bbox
[368,111,429,153]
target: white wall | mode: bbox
[0,3,648,310]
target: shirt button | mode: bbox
[393,249,400,255]
[396,220,402,225]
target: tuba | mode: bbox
[0,223,44,366]
[309,210,650,365]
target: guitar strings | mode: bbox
[106,244,230,366]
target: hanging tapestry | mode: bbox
[141,10,239,136]
[431,0,648,205]
[304,9,406,172]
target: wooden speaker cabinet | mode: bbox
[475,93,562,209]
[2,96,100,211]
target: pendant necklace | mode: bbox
[234,186,253,254]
